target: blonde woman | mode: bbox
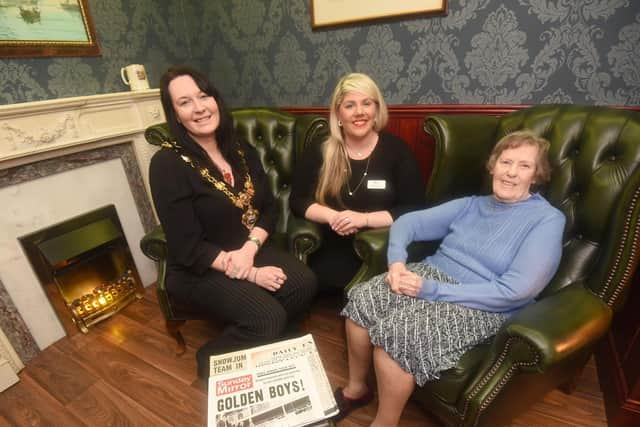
[290,73,425,291]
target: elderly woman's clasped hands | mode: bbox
[385,262,422,297]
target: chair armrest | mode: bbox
[457,284,611,421]
[287,216,323,264]
[344,228,390,291]
[494,284,612,370]
[294,114,329,157]
[144,123,173,146]
[140,225,167,262]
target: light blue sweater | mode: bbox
[387,194,565,316]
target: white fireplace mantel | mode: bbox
[0,89,164,170]
[0,89,164,357]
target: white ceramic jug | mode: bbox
[120,64,150,91]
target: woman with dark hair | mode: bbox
[290,73,425,292]
[149,66,317,378]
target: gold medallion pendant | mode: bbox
[172,142,260,230]
[242,208,259,229]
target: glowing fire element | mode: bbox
[71,270,136,316]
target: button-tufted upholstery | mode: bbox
[140,108,328,354]
[355,105,640,426]
[425,106,640,309]
[231,109,329,247]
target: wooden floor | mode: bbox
[0,285,608,427]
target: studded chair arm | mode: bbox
[294,114,330,157]
[287,215,323,264]
[455,284,611,422]
[144,123,172,147]
[139,224,167,262]
[341,228,390,292]
[139,225,173,320]
[493,284,611,370]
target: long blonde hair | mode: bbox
[315,73,389,205]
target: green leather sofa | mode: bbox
[353,105,640,426]
[140,108,328,354]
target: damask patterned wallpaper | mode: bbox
[2,0,639,107]
[0,0,207,105]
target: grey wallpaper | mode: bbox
[1,0,639,107]
[0,0,205,105]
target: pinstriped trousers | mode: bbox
[167,244,318,378]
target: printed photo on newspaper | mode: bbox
[208,334,338,427]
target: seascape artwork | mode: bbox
[0,0,89,42]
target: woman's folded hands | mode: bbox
[386,262,422,297]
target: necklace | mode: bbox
[346,136,377,159]
[347,145,370,159]
[346,155,371,196]
[197,165,259,229]
[162,140,259,230]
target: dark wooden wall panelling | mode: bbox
[284,104,640,184]
[597,270,640,427]
[284,105,533,182]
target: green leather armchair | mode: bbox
[355,105,640,426]
[140,108,328,354]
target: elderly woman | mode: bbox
[334,130,566,425]
[290,72,425,291]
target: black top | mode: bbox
[149,140,277,276]
[290,132,426,219]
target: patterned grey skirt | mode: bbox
[341,263,507,386]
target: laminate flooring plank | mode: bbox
[141,285,158,303]
[304,296,347,346]
[305,314,346,345]
[66,380,174,427]
[174,319,224,352]
[313,337,348,383]
[54,333,206,427]
[510,410,590,427]
[23,345,98,405]
[119,295,164,326]
[0,374,85,427]
[511,389,607,427]
[579,359,605,399]
[93,313,198,383]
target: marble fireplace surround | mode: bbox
[0,89,165,365]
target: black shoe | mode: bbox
[332,387,374,421]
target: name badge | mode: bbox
[367,180,386,190]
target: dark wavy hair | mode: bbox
[159,65,236,164]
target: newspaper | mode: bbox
[208,334,338,427]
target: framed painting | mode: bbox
[311,0,448,29]
[0,0,100,58]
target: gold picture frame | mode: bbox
[311,0,448,29]
[0,0,100,58]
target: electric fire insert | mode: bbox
[19,205,144,334]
